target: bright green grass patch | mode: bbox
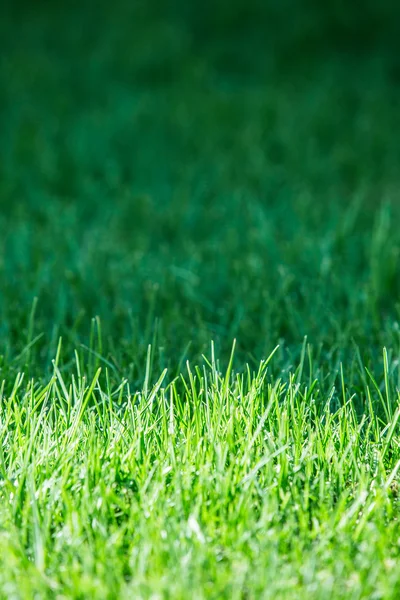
[0,344,400,599]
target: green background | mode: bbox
[1,0,400,382]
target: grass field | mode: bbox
[1,0,400,597]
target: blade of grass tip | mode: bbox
[365,367,391,423]
[240,381,280,466]
[186,361,198,404]
[252,352,276,397]
[223,339,237,395]
[10,373,25,402]
[307,343,314,388]
[186,361,202,441]
[251,346,280,397]
[211,340,218,384]
[151,317,159,363]
[383,347,393,420]
[340,363,346,407]
[80,344,119,376]
[294,336,307,384]
[201,353,213,371]
[74,349,82,381]
[95,315,103,359]
[52,362,69,401]
[366,385,380,444]
[352,340,368,391]
[175,341,192,378]
[54,337,63,370]
[31,376,56,413]
[89,317,96,374]
[139,368,168,416]
[246,363,252,391]
[26,296,38,366]
[67,368,102,440]
[263,345,280,369]
[143,345,152,399]
[13,333,44,365]
[169,384,175,436]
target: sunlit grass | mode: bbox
[0,342,399,598]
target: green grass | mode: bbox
[1,344,400,599]
[1,0,400,597]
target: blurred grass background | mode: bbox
[0,0,400,383]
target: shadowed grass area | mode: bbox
[1,0,400,597]
[1,0,400,376]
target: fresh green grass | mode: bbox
[1,0,400,597]
[1,344,400,599]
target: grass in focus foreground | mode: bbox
[1,343,400,598]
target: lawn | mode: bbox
[1,0,400,597]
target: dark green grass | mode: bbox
[1,0,400,597]
[1,0,400,378]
